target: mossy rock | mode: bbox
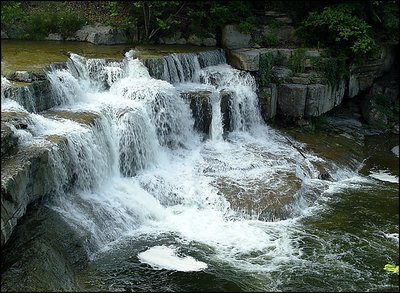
[43,111,100,126]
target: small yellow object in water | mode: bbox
[384,264,399,274]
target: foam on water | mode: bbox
[369,169,399,183]
[138,245,208,272]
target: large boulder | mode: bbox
[75,23,127,45]
[228,48,260,71]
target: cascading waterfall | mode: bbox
[1,47,373,284]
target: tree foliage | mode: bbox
[1,1,27,30]
[104,1,257,42]
[298,4,378,60]
[297,1,399,61]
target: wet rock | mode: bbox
[1,123,19,157]
[1,111,31,129]
[43,110,100,126]
[1,206,88,291]
[2,79,53,113]
[1,144,51,246]
[214,174,302,221]
[142,57,165,80]
[220,89,233,132]
[180,90,212,135]
[1,123,71,246]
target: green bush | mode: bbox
[256,22,280,47]
[310,56,348,88]
[298,4,378,60]
[258,52,274,87]
[288,48,307,73]
[186,1,257,38]
[23,10,85,40]
[1,1,27,31]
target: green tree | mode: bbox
[131,1,186,42]
[1,1,26,30]
[298,3,378,60]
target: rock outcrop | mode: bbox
[75,23,128,45]
[3,64,67,113]
[1,109,101,247]
[1,206,88,291]
[348,45,397,98]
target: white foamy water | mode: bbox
[1,49,371,274]
[138,245,208,272]
[369,169,399,183]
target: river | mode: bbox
[1,40,398,292]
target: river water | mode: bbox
[1,41,398,292]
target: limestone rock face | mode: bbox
[179,89,232,136]
[0,109,101,247]
[142,57,165,80]
[4,66,67,113]
[278,84,308,117]
[305,80,346,117]
[2,80,53,113]
[348,45,396,98]
[257,84,277,120]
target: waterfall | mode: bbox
[209,91,223,140]
[1,76,36,112]
[1,48,365,273]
